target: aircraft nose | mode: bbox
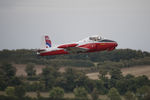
[114,42,118,47]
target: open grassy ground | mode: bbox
[86,65,150,80]
[13,64,46,76]
[26,92,74,98]
[14,64,90,76]
[0,91,127,100]
[121,65,150,78]
[26,92,110,100]
[0,91,110,100]
[14,64,150,80]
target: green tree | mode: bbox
[14,85,26,98]
[63,68,77,91]
[91,88,99,100]
[110,68,123,80]
[63,68,90,92]
[49,87,64,100]
[136,85,150,100]
[5,86,15,97]
[99,69,107,79]
[0,68,7,90]
[36,90,41,99]
[116,79,128,95]
[95,80,107,94]
[108,88,121,100]
[41,66,59,90]
[0,63,21,90]
[25,63,36,76]
[124,91,136,100]
[74,87,88,100]
[109,68,123,88]
[0,63,16,78]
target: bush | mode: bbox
[74,87,88,100]
[108,88,121,100]
[49,87,64,100]
[5,86,15,97]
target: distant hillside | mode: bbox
[0,49,150,68]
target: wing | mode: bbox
[58,43,89,53]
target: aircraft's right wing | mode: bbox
[58,43,89,53]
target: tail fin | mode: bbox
[45,35,52,48]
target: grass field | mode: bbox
[0,91,127,100]
[121,65,150,78]
[14,64,90,76]
[86,65,150,80]
[26,92,74,98]
[0,91,110,100]
[14,64,150,80]
[13,64,46,76]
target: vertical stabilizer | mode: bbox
[41,35,52,48]
[45,35,52,48]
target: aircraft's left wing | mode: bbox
[58,43,89,53]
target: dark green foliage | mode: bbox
[23,81,45,92]
[49,59,94,67]
[5,86,15,97]
[49,87,64,100]
[116,79,128,94]
[95,80,107,94]
[0,95,34,100]
[99,69,107,79]
[98,57,150,70]
[74,87,88,100]
[0,49,150,67]
[0,63,16,78]
[25,63,36,76]
[87,49,145,62]
[108,88,121,100]
[63,68,77,91]
[0,49,150,100]
[14,85,26,98]
[124,91,136,100]
[0,95,18,100]
[136,85,150,100]
[61,68,89,92]
[36,90,41,99]
[109,68,123,89]
[0,63,22,90]
[115,75,150,95]
[41,66,60,90]
[91,88,99,100]
[110,68,123,80]
[83,78,96,93]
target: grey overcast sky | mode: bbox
[0,0,150,51]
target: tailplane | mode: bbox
[45,35,52,48]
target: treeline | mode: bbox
[98,57,150,69]
[0,49,150,67]
[0,63,150,100]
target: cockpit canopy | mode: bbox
[79,35,115,43]
[88,35,115,42]
[89,35,102,41]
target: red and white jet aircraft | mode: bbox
[37,35,118,56]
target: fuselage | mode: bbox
[38,37,118,56]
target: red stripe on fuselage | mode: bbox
[40,50,68,56]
